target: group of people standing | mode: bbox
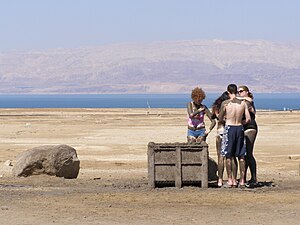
[186,84,258,188]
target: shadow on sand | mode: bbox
[208,158,276,189]
[208,181,275,189]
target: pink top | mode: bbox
[187,106,205,129]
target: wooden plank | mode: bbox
[147,143,155,188]
[201,145,208,188]
[175,146,182,188]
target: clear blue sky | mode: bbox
[0,0,299,51]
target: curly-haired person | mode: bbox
[187,87,216,144]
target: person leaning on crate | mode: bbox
[187,87,216,144]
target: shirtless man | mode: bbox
[218,84,251,187]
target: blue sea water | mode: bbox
[0,93,299,110]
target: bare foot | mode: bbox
[232,179,238,187]
[239,178,245,186]
[218,179,223,187]
[227,179,233,186]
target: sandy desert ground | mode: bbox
[0,108,299,225]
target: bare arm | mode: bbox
[242,102,251,125]
[236,96,252,103]
[187,102,205,118]
[238,97,256,114]
[245,100,256,114]
[218,102,226,124]
[251,102,256,114]
[187,102,193,117]
[204,107,216,134]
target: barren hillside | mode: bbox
[0,40,299,93]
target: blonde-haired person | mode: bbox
[238,85,258,187]
[187,87,216,143]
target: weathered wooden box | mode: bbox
[147,142,208,188]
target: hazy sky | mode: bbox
[0,0,299,51]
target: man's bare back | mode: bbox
[219,98,250,126]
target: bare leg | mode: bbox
[218,157,225,186]
[216,135,224,186]
[196,136,206,143]
[239,157,246,186]
[244,129,257,183]
[231,157,238,186]
[187,136,196,144]
[226,157,233,185]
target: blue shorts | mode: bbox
[187,128,206,138]
[221,125,246,158]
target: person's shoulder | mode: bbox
[220,100,230,109]
[231,97,242,104]
[222,99,231,105]
[240,100,249,109]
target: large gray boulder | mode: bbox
[12,144,80,179]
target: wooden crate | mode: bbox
[147,142,208,188]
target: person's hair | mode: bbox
[191,87,206,101]
[227,84,237,94]
[211,91,230,116]
[238,85,254,99]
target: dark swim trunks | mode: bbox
[221,125,246,157]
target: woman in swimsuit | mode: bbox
[238,85,258,186]
[187,87,216,144]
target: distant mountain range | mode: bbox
[0,40,299,94]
